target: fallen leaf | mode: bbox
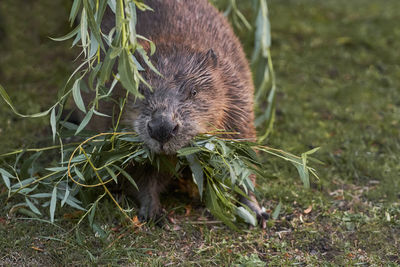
[168,215,177,224]
[304,205,312,214]
[31,246,44,252]
[185,205,192,216]
[173,225,181,231]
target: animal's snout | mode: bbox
[147,112,179,144]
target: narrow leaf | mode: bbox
[0,168,13,190]
[50,107,57,142]
[272,202,282,220]
[112,165,138,190]
[186,154,204,200]
[89,202,97,226]
[26,198,42,215]
[1,173,11,190]
[0,84,52,118]
[105,166,118,183]
[83,0,105,51]
[236,206,257,226]
[50,187,57,223]
[69,0,81,25]
[99,48,117,85]
[75,108,93,135]
[50,26,79,41]
[177,147,202,157]
[74,166,86,182]
[118,49,140,96]
[61,186,70,207]
[72,79,86,113]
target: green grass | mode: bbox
[1,0,400,265]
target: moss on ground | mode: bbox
[1,0,399,265]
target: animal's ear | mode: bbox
[197,49,218,69]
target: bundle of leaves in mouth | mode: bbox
[0,130,319,229]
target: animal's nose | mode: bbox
[147,113,179,144]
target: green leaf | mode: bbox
[118,49,141,97]
[89,32,99,59]
[50,25,79,42]
[216,139,230,156]
[228,165,236,185]
[72,30,82,46]
[236,206,257,226]
[1,173,11,190]
[69,0,81,25]
[88,63,101,91]
[25,197,42,215]
[67,154,87,164]
[92,223,107,239]
[137,46,162,76]
[64,197,85,211]
[110,47,123,59]
[115,0,123,36]
[303,147,320,156]
[50,108,57,142]
[177,146,202,157]
[204,142,215,151]
[61,186,70,207]
[127,2,137,45]
[30,193,52,198]
[0,168,14,178]
[50,187,57,223]
[80,8,88,53]
[83,0,105,52]
[96,0,108,22]
[17,208,39,218]
[105,166,118,183]
[132,55,145,71]
[93,109,111,117]
[75,108,93,135]
[107,0,116,13]
[0,84,52,118]
[205,184,237,230]
[74,166,86,182]
[99,48,117,85]
[75,228,84,245]
[272,202,282,220]
[21,152,42,179]
[0,84,12,105]
[293,160,310,189]
[45,167,68,172]
[10,178,35,190]
[72,79,86,113]
[112,165,138,190]
[186,154,204,199]
[0,168,13,190]
[89,201,97,226]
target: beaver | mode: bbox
[90,0,268,223]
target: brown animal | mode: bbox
[93,0,268,223]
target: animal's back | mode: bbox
[137,0,248,71]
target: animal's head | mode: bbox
[127,48,228,154]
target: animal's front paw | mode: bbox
[240,195,269,228]
[137,200,163,223]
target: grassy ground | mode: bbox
[1,0,399,265]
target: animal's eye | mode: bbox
[191,89,198,97]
